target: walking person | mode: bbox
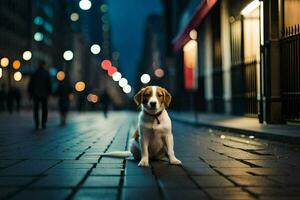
[55,77,73,126]
[27,61,52,129]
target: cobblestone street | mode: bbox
[1,111,300,200]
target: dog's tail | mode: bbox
[100,150,132,158]
[100,128,139,159]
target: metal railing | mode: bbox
[231,59,258,116]
[280,24,300,122]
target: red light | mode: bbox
[108,67,117,76]
[101,60,112,70]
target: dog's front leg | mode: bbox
[165,134,182,165]
[138,136,150,167]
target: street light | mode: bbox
[75,81,85,92]
[112,72,122,81]
[70,12,79,22]
[63,50,73,61]
[90,44,101,55]
[154,68,164,78]
[13,71,22,81]
[34,32,44,42]
[0,57,9,67]
[123,85,131,94]
[140,74,150,84]
[79,0,92,10]
[22,51,32,61]
[12,60,21,70]
[118,78,128,87]
[56,71,65,81]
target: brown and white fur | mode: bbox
[100,86,181,167]
[131,86,181,167]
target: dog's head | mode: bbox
[134,86,172,113]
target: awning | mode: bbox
[172,0,218,52]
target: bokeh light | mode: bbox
[140,74,151,84]
[63,50,73,61]
[154,68,164,78]
[112,51,120,60]
[0,68,2,78]
[90,44,101,55]
[0,57,9,67]
[75,81,85,92]
[189,29,197,40]
[70,12,79,22]
[12,60,21,70]
[107,67,117,76]
[13,71,22,81]
[123,85,132,94]
[34,32,44,41]
[79,0,92,10]
[118,78,128,87]
[101,60,112,70]
[112,72,122,81]
[100,4,108,12]
[22,51,32,61]
[56,71,65,81]
[87,93,98,103]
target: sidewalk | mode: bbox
[170,111,300,144]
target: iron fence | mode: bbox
[280,24,300,122]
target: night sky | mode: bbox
[107,0,162,86]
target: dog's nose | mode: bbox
[150,101,156,108]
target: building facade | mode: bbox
[169,0,300,124]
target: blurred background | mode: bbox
[0,0,299,124]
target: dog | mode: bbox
[131,86,181,167]
[100,86,181,167]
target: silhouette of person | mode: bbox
[101,90,110,118]
[27,61,52,129]
[0,84,6,112]
[55,78,73,126]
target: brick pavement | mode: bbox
[0,111,300,200]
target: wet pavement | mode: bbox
[1,111,300,200]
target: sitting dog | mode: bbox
[130,86,182,167]
[100,86,181,167]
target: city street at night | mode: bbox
[1,112,300,200]
[1,0,300,199]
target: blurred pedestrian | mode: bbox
[27,61,52,129]
[101,90,110,118]
[0,84,6,112]
[55,78,73,126]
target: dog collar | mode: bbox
[144,110,163,124]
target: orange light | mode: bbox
[154,68,164,78]
[75,81,85,92]
[101,60,112,70]
[56,71,65,81]
[12,60,21,70]
[87,93,98,103]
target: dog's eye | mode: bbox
[158,94,163,97]
[144,93,151,97]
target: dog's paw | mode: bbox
[138,159,149,167]
[170,157,182,165]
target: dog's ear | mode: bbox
[163,88,172,107]
[134,88,145,106]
